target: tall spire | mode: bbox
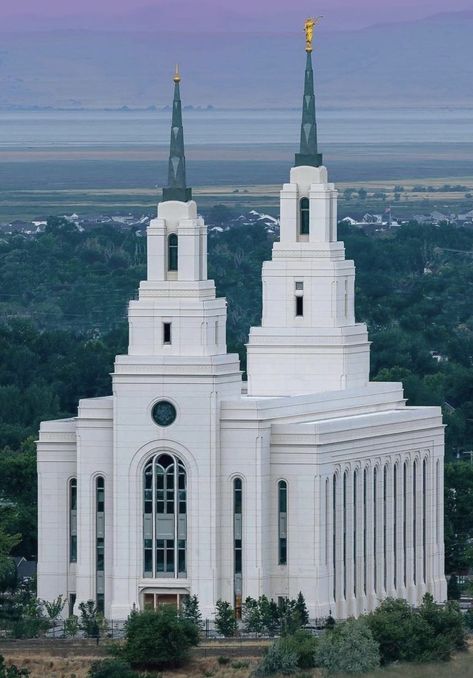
[162,64,192,202]
[295,19,323,168]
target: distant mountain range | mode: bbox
[0,11,471,109]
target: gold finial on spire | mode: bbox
[173,63,181,83]
[304,16,323,52]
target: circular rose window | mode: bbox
[151,400,177,427]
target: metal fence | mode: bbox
[0,617,329,642]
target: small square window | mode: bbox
[163,322,172,344]
[295,281,304,291]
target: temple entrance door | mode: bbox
[142,591,182,610]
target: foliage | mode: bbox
[444,462,473,574]
[214,600,237,637]
[279,630,317,669]
[180,594,203,629]
[294,592,309,627]
[0,578,50,638]
[88,658,145,678]
[0,526,20,583]
[253,639,299,675]
[314,618,380,674]
[279,597,306,636]
[447,574,462,599]
[0,655,30,677]
[64,614,80,637]
[78,600,105,638]
[120,607,199,669]
[365,595,466,665]
[41,594,66,621]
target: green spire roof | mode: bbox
[162,66,192,203]
[295,51,323,168]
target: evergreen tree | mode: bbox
[295,592,309,626]
[214,600,237,637]
[180,594,203,629]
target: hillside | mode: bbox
[0,12,472,109]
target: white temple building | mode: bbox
[37,41,446,621]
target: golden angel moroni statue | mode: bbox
[304,16,323,52]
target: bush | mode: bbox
[120,606,199,669]
[0,653,30,676]
[365,595,466,665]
[314,618,380,674]
[280,630,317,669]
[88,659,143,678]
[254,639,299,675]
[214,600,237,637]
[217,656,230,665]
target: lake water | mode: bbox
[0,108,472,148]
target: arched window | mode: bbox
[143,453,186,578]
[96,476,105,613]
[300,197,310,235]
[278,480,287,565]
[234,478,243,618]
[69,478,77,563]
[168,233,178,271]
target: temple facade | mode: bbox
[37,41,446,621]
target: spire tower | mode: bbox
[162,65,192,202]
[295,21,323,168]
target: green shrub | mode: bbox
[217,656,230,665]
[231,660,249,669]
[365,595,466,665]
[0,653,30,676]
[280,630,317,669]
[214,600,237,637]
[314,618,380,675]
[120,606,199,669]
[87,659,142,678]
[254,639,298,675]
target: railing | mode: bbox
[0,617,329,642]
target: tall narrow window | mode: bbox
[168,233,178,271]
[300,197,310,235]
[393,464,397,590]
[403,462,407,587]
[423,458,427,584]
[373,468,377,594]
[383,465,387,592]
[69,479,77,563]
[363,468,367,595]
[143,454,186,579]
[325,478,329,566]
[163,322,172,345]
[96,476,105,613]
[353,470,357,598]
[343,471,347,599]
[234,478,243,619]
[333,474,337,601]
[278,480,287,565]
[413,460,417,585]
[295,282,304,317]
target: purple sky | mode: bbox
[2,0,473,31]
